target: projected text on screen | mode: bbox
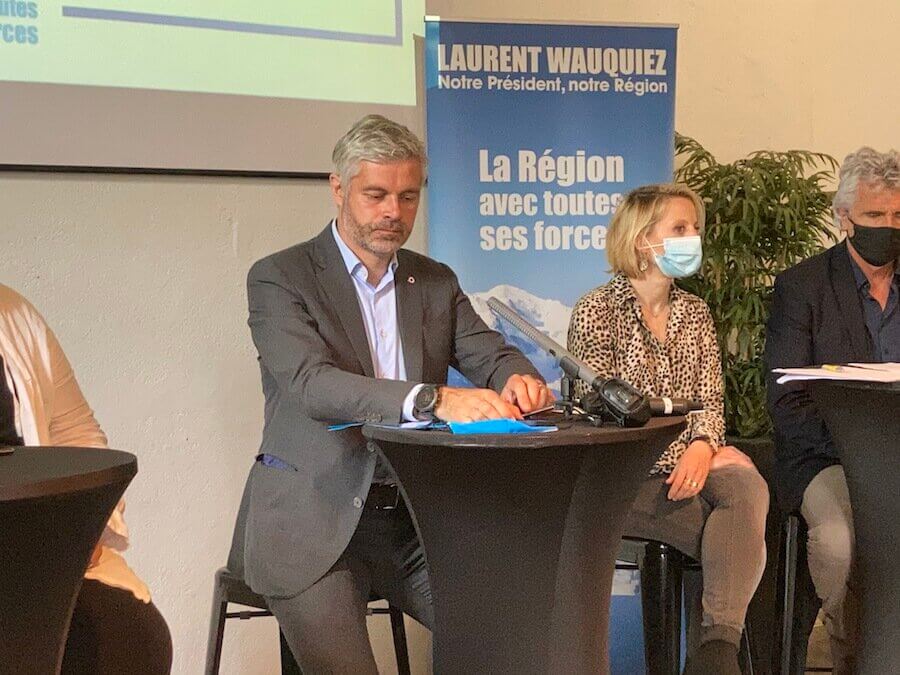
[0,0,422,104]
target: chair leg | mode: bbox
[794,528,822,675]
[641,542,684,675]
[204,582,228,675]
[739,624,754,675]
[389,606,411,675]
[778,516,799,675]
[279,630,303,675]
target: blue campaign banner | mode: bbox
[425,18,676,392]
[425,19,678,672]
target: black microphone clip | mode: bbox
[579,378,651,428]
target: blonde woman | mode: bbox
[567,184,768,675]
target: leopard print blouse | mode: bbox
[567,273,726,473]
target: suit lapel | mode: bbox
[312,226,375,377]
[829,241,874,361]
[395,252,424,382]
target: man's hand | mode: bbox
[500,374,554,414]
[435,387,523,422]
[665,440,714,500]
[710,445,755,471]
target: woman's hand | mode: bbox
[710,445,755,471]
[665,440,714,500]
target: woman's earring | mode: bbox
[638,256,649,272]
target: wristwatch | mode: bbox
[413,384,442,421]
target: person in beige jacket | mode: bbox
[0,283,171,674]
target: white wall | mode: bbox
[1,1,896,672]
[1,173,429,673]
[433,0,898,164]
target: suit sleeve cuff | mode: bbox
[402,384,425,422]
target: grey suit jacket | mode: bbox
[229,225,541,598]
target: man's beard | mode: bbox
[341,207,406,256]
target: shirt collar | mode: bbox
[331,220,398,285]
[608,272,687,307]
[845,244,900,291]
[608,273,638,307]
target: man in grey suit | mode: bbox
[229,114,551,671]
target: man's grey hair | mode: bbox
[332,114,427,184]
[833,146,900,224]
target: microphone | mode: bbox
[649,397,703,415]
[487,297,649,426]
[486,297,699,426]
[485,298,604,390]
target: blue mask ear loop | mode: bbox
[640,235,664,269]
[640,235,664,252]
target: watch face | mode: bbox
[415,385,437,413]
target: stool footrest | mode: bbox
[226,610,273,621]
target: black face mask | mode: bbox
[848,219,900,267]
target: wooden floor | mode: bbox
[805,615,832,673]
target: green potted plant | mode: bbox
[673,134,838,672]
[674,134,837,439]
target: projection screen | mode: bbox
[0,0,424,174]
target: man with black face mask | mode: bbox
[765,146,900,674]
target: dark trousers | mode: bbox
[266,498,432,674]
[62,579,172,674]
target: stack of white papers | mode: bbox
[774,363,900,384]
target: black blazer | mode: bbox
[765,240,874,512]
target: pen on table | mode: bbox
[822,364,878,372]
[523,404,557,418]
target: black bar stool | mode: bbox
[774,513,830,674]
[617,538,755,675]
[205,567,411,675]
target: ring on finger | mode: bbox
[688,480,699,489]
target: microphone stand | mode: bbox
[557,374,628,427]
[557,374,577,420]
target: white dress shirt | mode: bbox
[331,222,423,421]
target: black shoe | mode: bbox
[682,639,741,675]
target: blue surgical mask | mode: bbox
[643,235,703,278]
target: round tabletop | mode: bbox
[0,446,137,501]
[363,416,685,449]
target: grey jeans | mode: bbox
[624,464,769,647]
[265,499,432,674]
[801,465,859,675]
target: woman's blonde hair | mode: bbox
[606,183,705,277]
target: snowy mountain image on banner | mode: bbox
[455,285,573,392]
